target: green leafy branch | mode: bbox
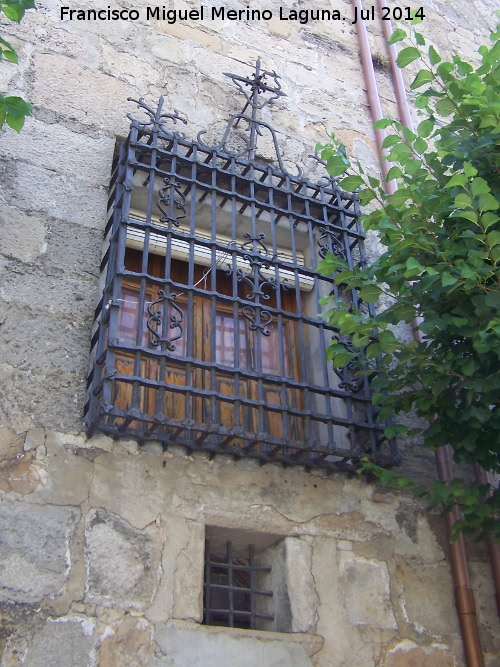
[317,17,500,541]
[0,0,35,132]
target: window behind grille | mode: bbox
[85,80,399,470]
[203,540,274,630]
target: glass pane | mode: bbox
[215,313,248,370]
[118,287,148,346]
[260,322,291,377]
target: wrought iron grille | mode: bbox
[85,60,399,469]
[203,540,273,630]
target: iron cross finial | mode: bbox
[223,58,286,115]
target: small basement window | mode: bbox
[203,539,274,630]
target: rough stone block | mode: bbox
[25,437,94,506]
[397,559,459,636]
[381,640,455,667]
[339,552,397,630]
[0,263,98,321]
[98,615,154,667]
[153,622,313,667]
[0,427,24,464]
[38,218,102,280]
[0,117,114,187]
[99,42,163,92]
[84,508,162,611]
[285,537,318,633]
[10,162,108,230]
[143,33,190,65]
[0,502,79,603]
[466,561,500,640]
[393,513,445,563]
[172,520,204,622]
[31,53,135,134]
[145,512,199,624]
[161,23,222,50]
[23,428,45,452]
[0,204,46,264]
[4,615,98,667]
[89,451,171,529]
[0,360,87,434]
[256,536,318,634]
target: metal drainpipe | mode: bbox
[352,0,486,664]
[373,1,486,664]
[351,0,395,195]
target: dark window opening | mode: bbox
[203,540,274,630]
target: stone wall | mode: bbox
[1,428,498,666]
[0,0,499,665]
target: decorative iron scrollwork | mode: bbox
[242,306,273,336]
[157,177,187,227]
[197,59,302,177]
[331,339,364,392]
[147,290,184,351]
[127,96,187,135]
[224,61,285,111]
[241,232,269,256]
[318,227,346,259]
[237,256,277,301]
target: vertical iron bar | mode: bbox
[285,176,312,448]
[94,141,128,422]
[230,157,241,433]
[267,166,289,448]
[249,544,256,630]
[186,146,198,434]
[210,152,218,428]
[338,191,359,451]
[248,163,265,440]
[204,539,211,626]
[227,541,234,627]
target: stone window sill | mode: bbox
[169,619,324,657]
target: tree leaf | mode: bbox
[447,173,467,188]
[6,113,25,133]
[436,97,456,116]
[382,135,401,149]
[374,118,395,129]
[415,32,426,47]
[359,284,382,303]
[441,272,457,287]
[417,119,434,138]
[4,96,32,117]
[397,47,421,69]
[486,231,500,248]
[331,352,355,369]
[387,166,403,180]
[387,28,407,45]
[413,137,428,153]
[411,69,434,89]
[470,178,490,196]
[326,155,349,177]
[339,175,364,191]
[429,45,441,65]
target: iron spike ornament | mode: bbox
[127,96,187,135]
